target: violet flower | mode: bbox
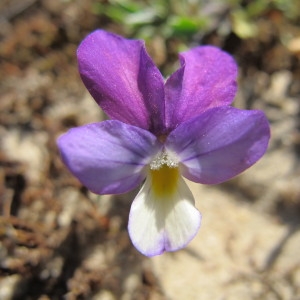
[57,30,270,257]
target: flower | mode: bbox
[57,30,270,257]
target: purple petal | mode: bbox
[165,106,270,184]
[77,30,165,135]
[165,46,238,131]
[57,120,161,194]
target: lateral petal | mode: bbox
[77,30,165,134]
[166,106,270,184]
[128,167,201,257]
[57,120,161,194]
[165,46,238,131]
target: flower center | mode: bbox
[150,165,180,197]
[149,151,179,197]
[150,152,178,170]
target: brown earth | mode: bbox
[1,1,300,299]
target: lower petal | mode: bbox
[128,166,201,257]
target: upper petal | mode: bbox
[128,166,201,257]
[57,120,161,194]
[77,30,165,134]
[165,106,270,184]
[165,46,238,131]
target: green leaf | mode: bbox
[169,16,205,36]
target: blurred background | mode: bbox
[0,0,300,299]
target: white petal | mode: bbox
[128,168,201,256]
